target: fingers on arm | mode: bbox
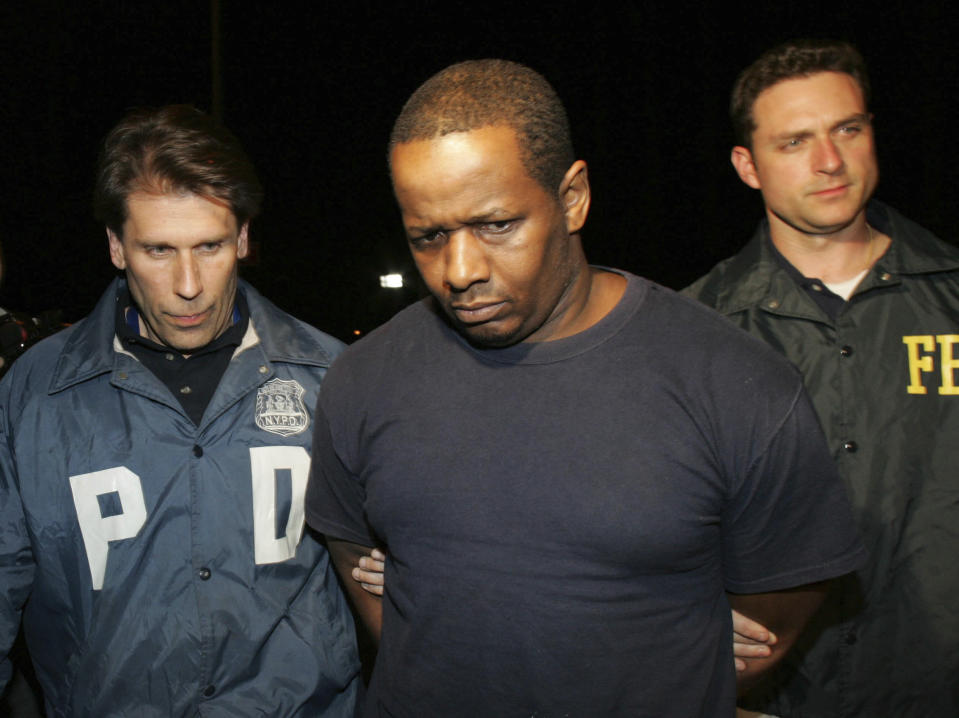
[327,538,384,643]
[732,608,775,671]
[732,609,777,645]
[351,548,386,595]
[727,580,830,688]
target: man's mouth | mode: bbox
[811,184,850,198]
[450,301,506,324]
[168,309,211,328]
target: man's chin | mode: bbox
[156,329,215,356]
[435,302,527,348]
[454,320,524,349]
[779,206,866,237]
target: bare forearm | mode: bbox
[327,538,383,644]
[727,580,830,692]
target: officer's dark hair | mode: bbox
[93,105,263,236]
[389,59,575,196]
[731,39,870,148]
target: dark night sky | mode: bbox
[3,1,957,342]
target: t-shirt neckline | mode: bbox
[449,268,646,366]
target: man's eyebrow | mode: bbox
[831,112,871,131]
[771,128,814,142]
[129,237,171,246]
[405,208,514,235]
[132,234,232,246]
[468,208,513,222]
[404,223,443,237]
[772,113,872,141]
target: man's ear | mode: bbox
[237,221,250,259]
[107,229,126,270]
[731,146,761,190]
[560,160,590,234]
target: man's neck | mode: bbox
[577,266,628,331]
[119,295,243,359]
[767,212,890,283]
[541,265,627,343]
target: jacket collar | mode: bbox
[49,278,339,393]
[713,200,959,317]
[868,200,959,275]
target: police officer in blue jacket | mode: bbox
[0,106,360,717]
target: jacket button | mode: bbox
[202,685,216,697]
[198,567,211,580]
[843,441,858,452]
[840,345,853,357]
[193,445,203,457]
[845,632,857,645]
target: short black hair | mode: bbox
[389,59,575,195]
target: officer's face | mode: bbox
[108,192,248,355]
[732,71,878,237]
[391,125,586,348]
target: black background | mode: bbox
[3,1,957,341]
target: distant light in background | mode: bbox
[380,273,404,288]
[353,329,362,336]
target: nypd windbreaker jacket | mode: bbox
[0,279,360,717]
[685,201,959,717]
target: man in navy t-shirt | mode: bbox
[306,59,866,717]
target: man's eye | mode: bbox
[409,231,445,248]
[781,138,803,150]
[198,242,221,253]
[838,124,861,135]
[478,221,515,234]
[146,246,170,257]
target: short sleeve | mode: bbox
[721,384,867,593]
[305,396,377,547]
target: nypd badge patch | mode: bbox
[255,378,309,436]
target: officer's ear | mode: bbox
[731,146,761,190]
[560,160,590,234]
[107,229,127,270]
[237,221,250,260]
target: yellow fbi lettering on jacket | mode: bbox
[903,335,959,395]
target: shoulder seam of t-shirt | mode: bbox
[743,378,805,482]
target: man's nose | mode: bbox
[443,230,490,291]
[814,137,844,174]
[174,253,202,300]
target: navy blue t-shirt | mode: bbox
[307,270,865,717]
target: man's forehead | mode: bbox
[752,72,866,129]
[392,127,535,202]
[126,188,232,212]
[120,191,240,240]
[396,181,520,232]
[392,126,521,167]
